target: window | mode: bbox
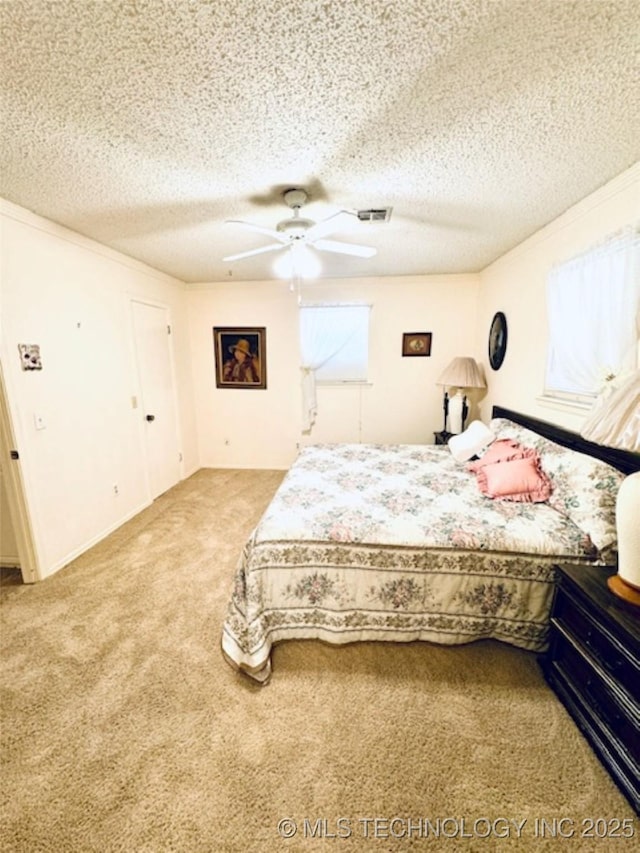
[299,303,370,382]
[545,227,640,403]
[298,302,371,431]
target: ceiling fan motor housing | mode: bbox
[283,188,308,208]
[278,189,314,238]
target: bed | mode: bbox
[222,406,640,684]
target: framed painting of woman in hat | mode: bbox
[213,327,267,389]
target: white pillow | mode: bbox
[448,420,495,462]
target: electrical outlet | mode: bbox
[34,414,46,430]
[113,484,119,496]
[224,438,230,446]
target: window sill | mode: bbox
[536,394,593,414]
[316,380,372,387]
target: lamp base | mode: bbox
[607,573,640,607]
[448,391,465,434]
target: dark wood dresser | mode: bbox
[542,563,639,814]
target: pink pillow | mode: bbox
[476,456,553,503]
[467,439,536,472]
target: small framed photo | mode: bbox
[18,343,43,370]
[213,327,267,389]
[402,332,432,357]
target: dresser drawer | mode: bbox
[553,583,640,705]
[546,666,640,815]
[544,563,640,814]
[551,627,640,766]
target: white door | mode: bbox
[0,363,39,582]
[0,464,20,566]
[131,300,181,500]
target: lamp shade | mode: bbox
[436,357,486,389]
[609,471,640,605]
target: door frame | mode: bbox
[0,361,39,582]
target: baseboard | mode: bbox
[39,498,152,580]
[181,464,201,479]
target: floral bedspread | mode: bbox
[221,443,597,683]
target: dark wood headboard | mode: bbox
[491,406,640,476]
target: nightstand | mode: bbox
[541,563,639,814]
[433,430,456,446]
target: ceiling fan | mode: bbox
[222,188,377,264]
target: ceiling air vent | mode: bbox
[356,207,392,223]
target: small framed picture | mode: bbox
[213,327,267,389]
[402,332,432,357]
[18,343,43,370]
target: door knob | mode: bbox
[145,414,155,422]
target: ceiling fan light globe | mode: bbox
[273,244,321,280]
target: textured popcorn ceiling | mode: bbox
[1,0,638,283]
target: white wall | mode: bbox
[188,274,480,468]
[475,162,639,430]
[0,201,198,579]
[188,280,301,470]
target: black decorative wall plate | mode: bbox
[488,312,507,370]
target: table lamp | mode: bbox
[436,357,486,434]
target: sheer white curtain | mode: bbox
[546,228,640,398]
[299,303,369,433]
[581,370,640,452]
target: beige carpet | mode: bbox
[1,469,636,852]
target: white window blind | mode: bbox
[299,302,371,432]
[545,227,640,401]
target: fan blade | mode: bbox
[313,239,377,258]
[223,243,285,262]
[305,210,356,242]
[225,220,287,242]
